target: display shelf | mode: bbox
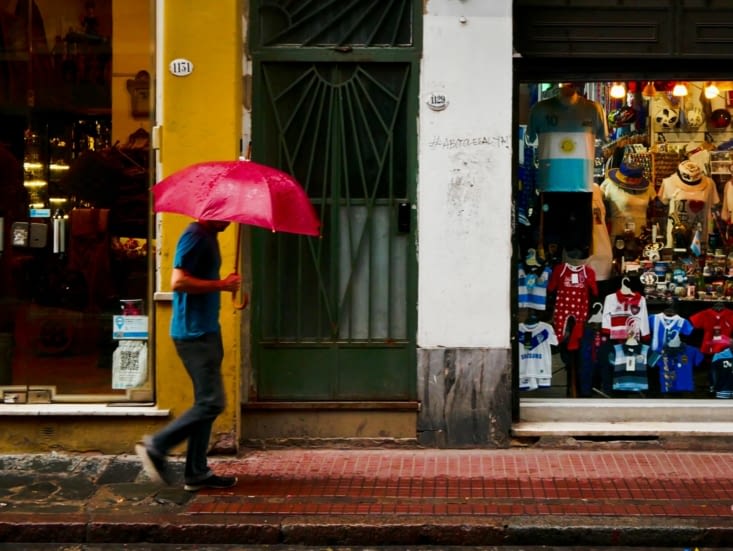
[710,150,732,176]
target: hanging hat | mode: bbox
[677,159,703,185]
[608,160,648,191]
[710,108,732,129]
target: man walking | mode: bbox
[136,219,243,491]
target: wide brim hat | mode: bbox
[608,160,649,191]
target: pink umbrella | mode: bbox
[153,158,320,308]
[153,159,320,236]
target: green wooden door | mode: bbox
[250,1,420,400]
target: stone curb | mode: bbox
[1,515,731,546]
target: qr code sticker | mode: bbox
[112,340,148,389]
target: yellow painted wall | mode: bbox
[112,0,154,143]
[155,0,243,453]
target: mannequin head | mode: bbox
[558,82,584,104]
[559,82,583,95]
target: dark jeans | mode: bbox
[149,332,225,483]
[542,191,593,259]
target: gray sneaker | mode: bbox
[184,474,238,492]
[135,441,172,485]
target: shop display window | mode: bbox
[517,80,733,400]
[0,0,153,403]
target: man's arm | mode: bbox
[171,268,241,294]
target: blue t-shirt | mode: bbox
[526,95,607,192]
[170,222,222,340]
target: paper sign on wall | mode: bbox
[112,315,148,340]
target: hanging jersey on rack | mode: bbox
[609,342,650,392]
[648,312,694,353]
[548,262,598,350]
[651,344,704,393]
[602,289,650,341]
[518,263,552,310]
[690,307,733,354]
[710,348,733,399]
[518,321,558,391]
[579,324,610,397]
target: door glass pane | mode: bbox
[0,0,154,404]
[338,204,407,340]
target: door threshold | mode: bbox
[242,401,420,411]
[520,398,733,423]
[512,421,733,437]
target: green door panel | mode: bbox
[258,345,412,401]
[258,346,336,400]
[336,346,412,399]
[250,1,420,402]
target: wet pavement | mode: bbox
[0,448,732,547]
[0,547,727,551]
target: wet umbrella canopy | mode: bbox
[152,159,320,236]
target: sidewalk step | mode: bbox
[512,421,733,437]
[520,398,733,423]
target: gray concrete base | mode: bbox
[417,347,512,448]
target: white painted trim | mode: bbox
[154,0,165,294]
[513,421,733,436]
[0,404,170,416]
[522,398,733,409]
[154,291,173,301]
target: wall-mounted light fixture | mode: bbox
[641,81,657,99]
[672,82,688,97]
[704,82,720,100]
[610,82,626,99]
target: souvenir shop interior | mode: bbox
[0,0,153,403]
[517,80,733,400]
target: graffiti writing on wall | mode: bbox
[428,135,511,150]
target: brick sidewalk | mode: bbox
[188,449,733,518]
[2,448,733,546]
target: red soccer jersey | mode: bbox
[548,263,598,349]
[691,307,733,354]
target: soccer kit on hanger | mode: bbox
[518,321,558,391]
[548,262,598,350]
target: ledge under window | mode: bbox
[0,404,170,416]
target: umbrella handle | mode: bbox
[232,291,249,310]
[232,223,248,309]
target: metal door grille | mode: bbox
[258,63,410,344]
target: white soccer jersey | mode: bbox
[602,290,650,341]
[518,321,558,391]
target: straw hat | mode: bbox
[608,160,649,191]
